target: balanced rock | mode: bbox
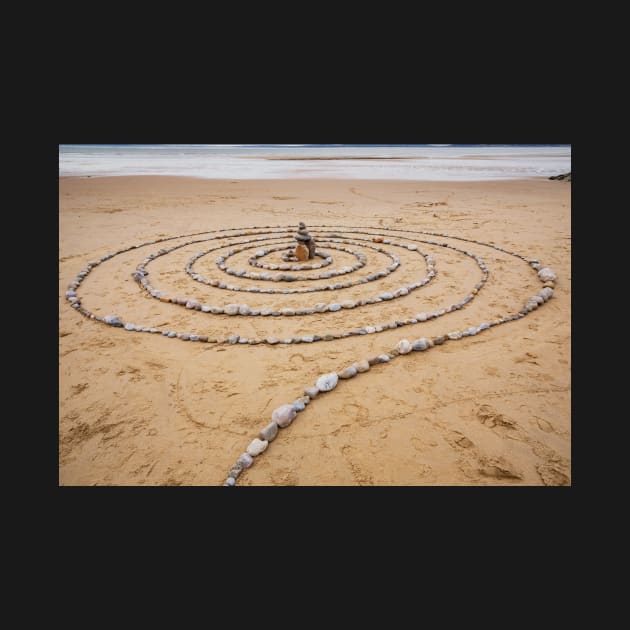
[295,243,309,261]
[294,222,316,259]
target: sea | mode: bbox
[58,145,571,181]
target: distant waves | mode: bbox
[59,146,571,181]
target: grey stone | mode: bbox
[272,404,297,428]
[229,466,243,480]
[259,421,279,442]
[237,453,254,469]
[338,366,358,379]
[412,338,430,352]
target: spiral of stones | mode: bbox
[63,223,557,485]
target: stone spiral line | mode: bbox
[63,223,557,486]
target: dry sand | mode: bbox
[59,176,571,486]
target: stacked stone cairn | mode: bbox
[295,222,316,261]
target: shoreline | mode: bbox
[59,174,567,184]
[59,176,571,486]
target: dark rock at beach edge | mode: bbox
[549,172,571,181]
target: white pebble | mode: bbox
[538,267,557,282]
[316,372,339,392]
[246,438,269,457]
[397,339,412,354]
[540,287,554,301]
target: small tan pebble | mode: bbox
[354,360,370,373]
[338,366,358,379]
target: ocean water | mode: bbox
[58,145,571,181]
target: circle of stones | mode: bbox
[186,238,399,292]
[252,247,333,271]
[64,223,557,485]
[64,224,512,342]
[212,241,366,281]
[233,242,366,279]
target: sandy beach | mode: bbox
[59,176,571,486]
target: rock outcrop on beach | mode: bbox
[549,172,571,181]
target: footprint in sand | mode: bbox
[535,417,554,433]
[341,445,374,485]
[444,430,474,451]
[412,436,439,452]
[536,463,570,486]
[475,404,517,429]
[71,382,89,396]
[514,351,539,365]
[345,402,370,427]
[478,455,523,480]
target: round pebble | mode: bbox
[412,338,430,352]
[538,267,557,282]
[237,453,254,468]
[316,372,339,392]
[338,366,358,379]
[247,438,269,457]
[272,404,297,428]
[397,339,412,355]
